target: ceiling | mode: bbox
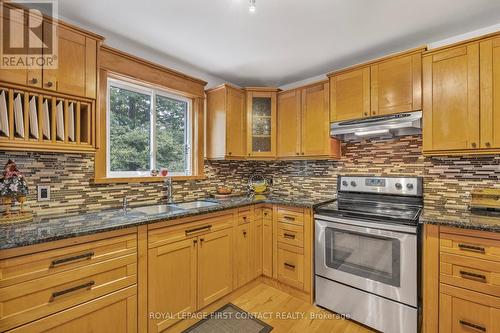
[58,0,500,87]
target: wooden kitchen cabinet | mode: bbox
[0,9,42,88]
[423,42,480,153]
[148,238,197,333]
[245,87,279,159]
[197,228,233,308]
[262,211,273,278]
[277,81,340,159]
[234,223,253,288]
[329,67,370,121]
[370,51,422,116]
[480,36,500,150]
[277,89,301,157]
[206,84,246,159]
[254,216,263,277]
[42,22,98,99]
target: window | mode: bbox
[107,78,192,178]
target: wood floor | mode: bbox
[167,281,375,333]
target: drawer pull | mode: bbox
[284,262,296,269]
[283,233,295,239]
[458,244,485,253]
[284,216,295,221]
[51,251,94,267]
[51,281,95,301]
[459,270,487,282]
[185,225,212,236]
[459,320,486,332]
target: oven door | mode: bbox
[315,215,417,306]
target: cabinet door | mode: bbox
[234,223,252,287]
[277,90,301,157]
[198,228,233,308]
[226,87,246,157]
[148,238,197,333]
[43,22,97,98]
[7,287,137,333]
[301,82,331,156]
[330,67,370,121]
[480,37,500,149]
[423,43,480,152]
[246,91,277,158]
[370,53,422,116]
[0,9,42,87]
[254,217,263,278]
[262,219,273,278]
[206,87,226,159]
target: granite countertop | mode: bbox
[0,194,334,251]
[420,207,500,233]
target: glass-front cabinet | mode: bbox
[245,88,278,158]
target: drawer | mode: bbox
[440,231,500,263]
[277,222,304,248]
[439,284,500,333]
[5,286,137,333]
[0,233,137,288]
[277,243,304,290]
[0,253,137,332]
[148,212,234,248]
[263,208,272,220]
[440,252,500,296]
[238,208,254,225]
[277,207,304,226]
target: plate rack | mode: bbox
[0,83,95,153]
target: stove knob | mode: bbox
[342,180,348,187]
[395,183,402,190]
[406,183,414,190]
[350,181,357,187]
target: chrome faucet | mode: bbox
[165,178,174,203]
[123,196,128,212]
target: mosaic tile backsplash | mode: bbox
[1,134,498,215]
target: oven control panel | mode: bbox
[338,176,422,196]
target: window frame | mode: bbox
[106,77,193,179]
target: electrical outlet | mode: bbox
[37,185,51,201]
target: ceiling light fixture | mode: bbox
[249,0,256,12]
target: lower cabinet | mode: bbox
[234,223,253,288]
[148,225,233,332]
[262,218,273,277]
[6,287,137,333]
[277,243,305,290]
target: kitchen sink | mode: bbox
[130,204,184,215]
[172,200,219,210]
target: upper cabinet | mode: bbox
[245,88,279,159]
[423,33,500,156]
[206,84,246,159]
[329,47,425,122]
[42,22,99,99]
[329,67,370,121]
[278,81,340,159]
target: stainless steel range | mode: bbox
[314,175,423,333]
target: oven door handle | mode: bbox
[315,217,413,240]
[314,214,417,235]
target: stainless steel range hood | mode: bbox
[330,111,422,141]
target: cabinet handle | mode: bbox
[485,142,491,148]
[459,270,487,282]
[459,320,486,332]
[458,243,485,253]
[372,111,376,115]
[51,281,95,301]
[284,262,295,269]
[284,233,295,239]
[193,239,198,245]
[45,81,54,88]
[243,230,247,237]
[364,112,368,116]
[284,216,295,221]
[199,238,204,246]
[471,142,477,148]
[185,224,212,236]
[296,152,299,155]
[264,212,268,216]
[51,251,94,267]
[30,78,38,84]
[228,152,232,155]
[301,152,304,155]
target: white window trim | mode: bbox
[106,78,192,178]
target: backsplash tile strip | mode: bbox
[0,135,498,216]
